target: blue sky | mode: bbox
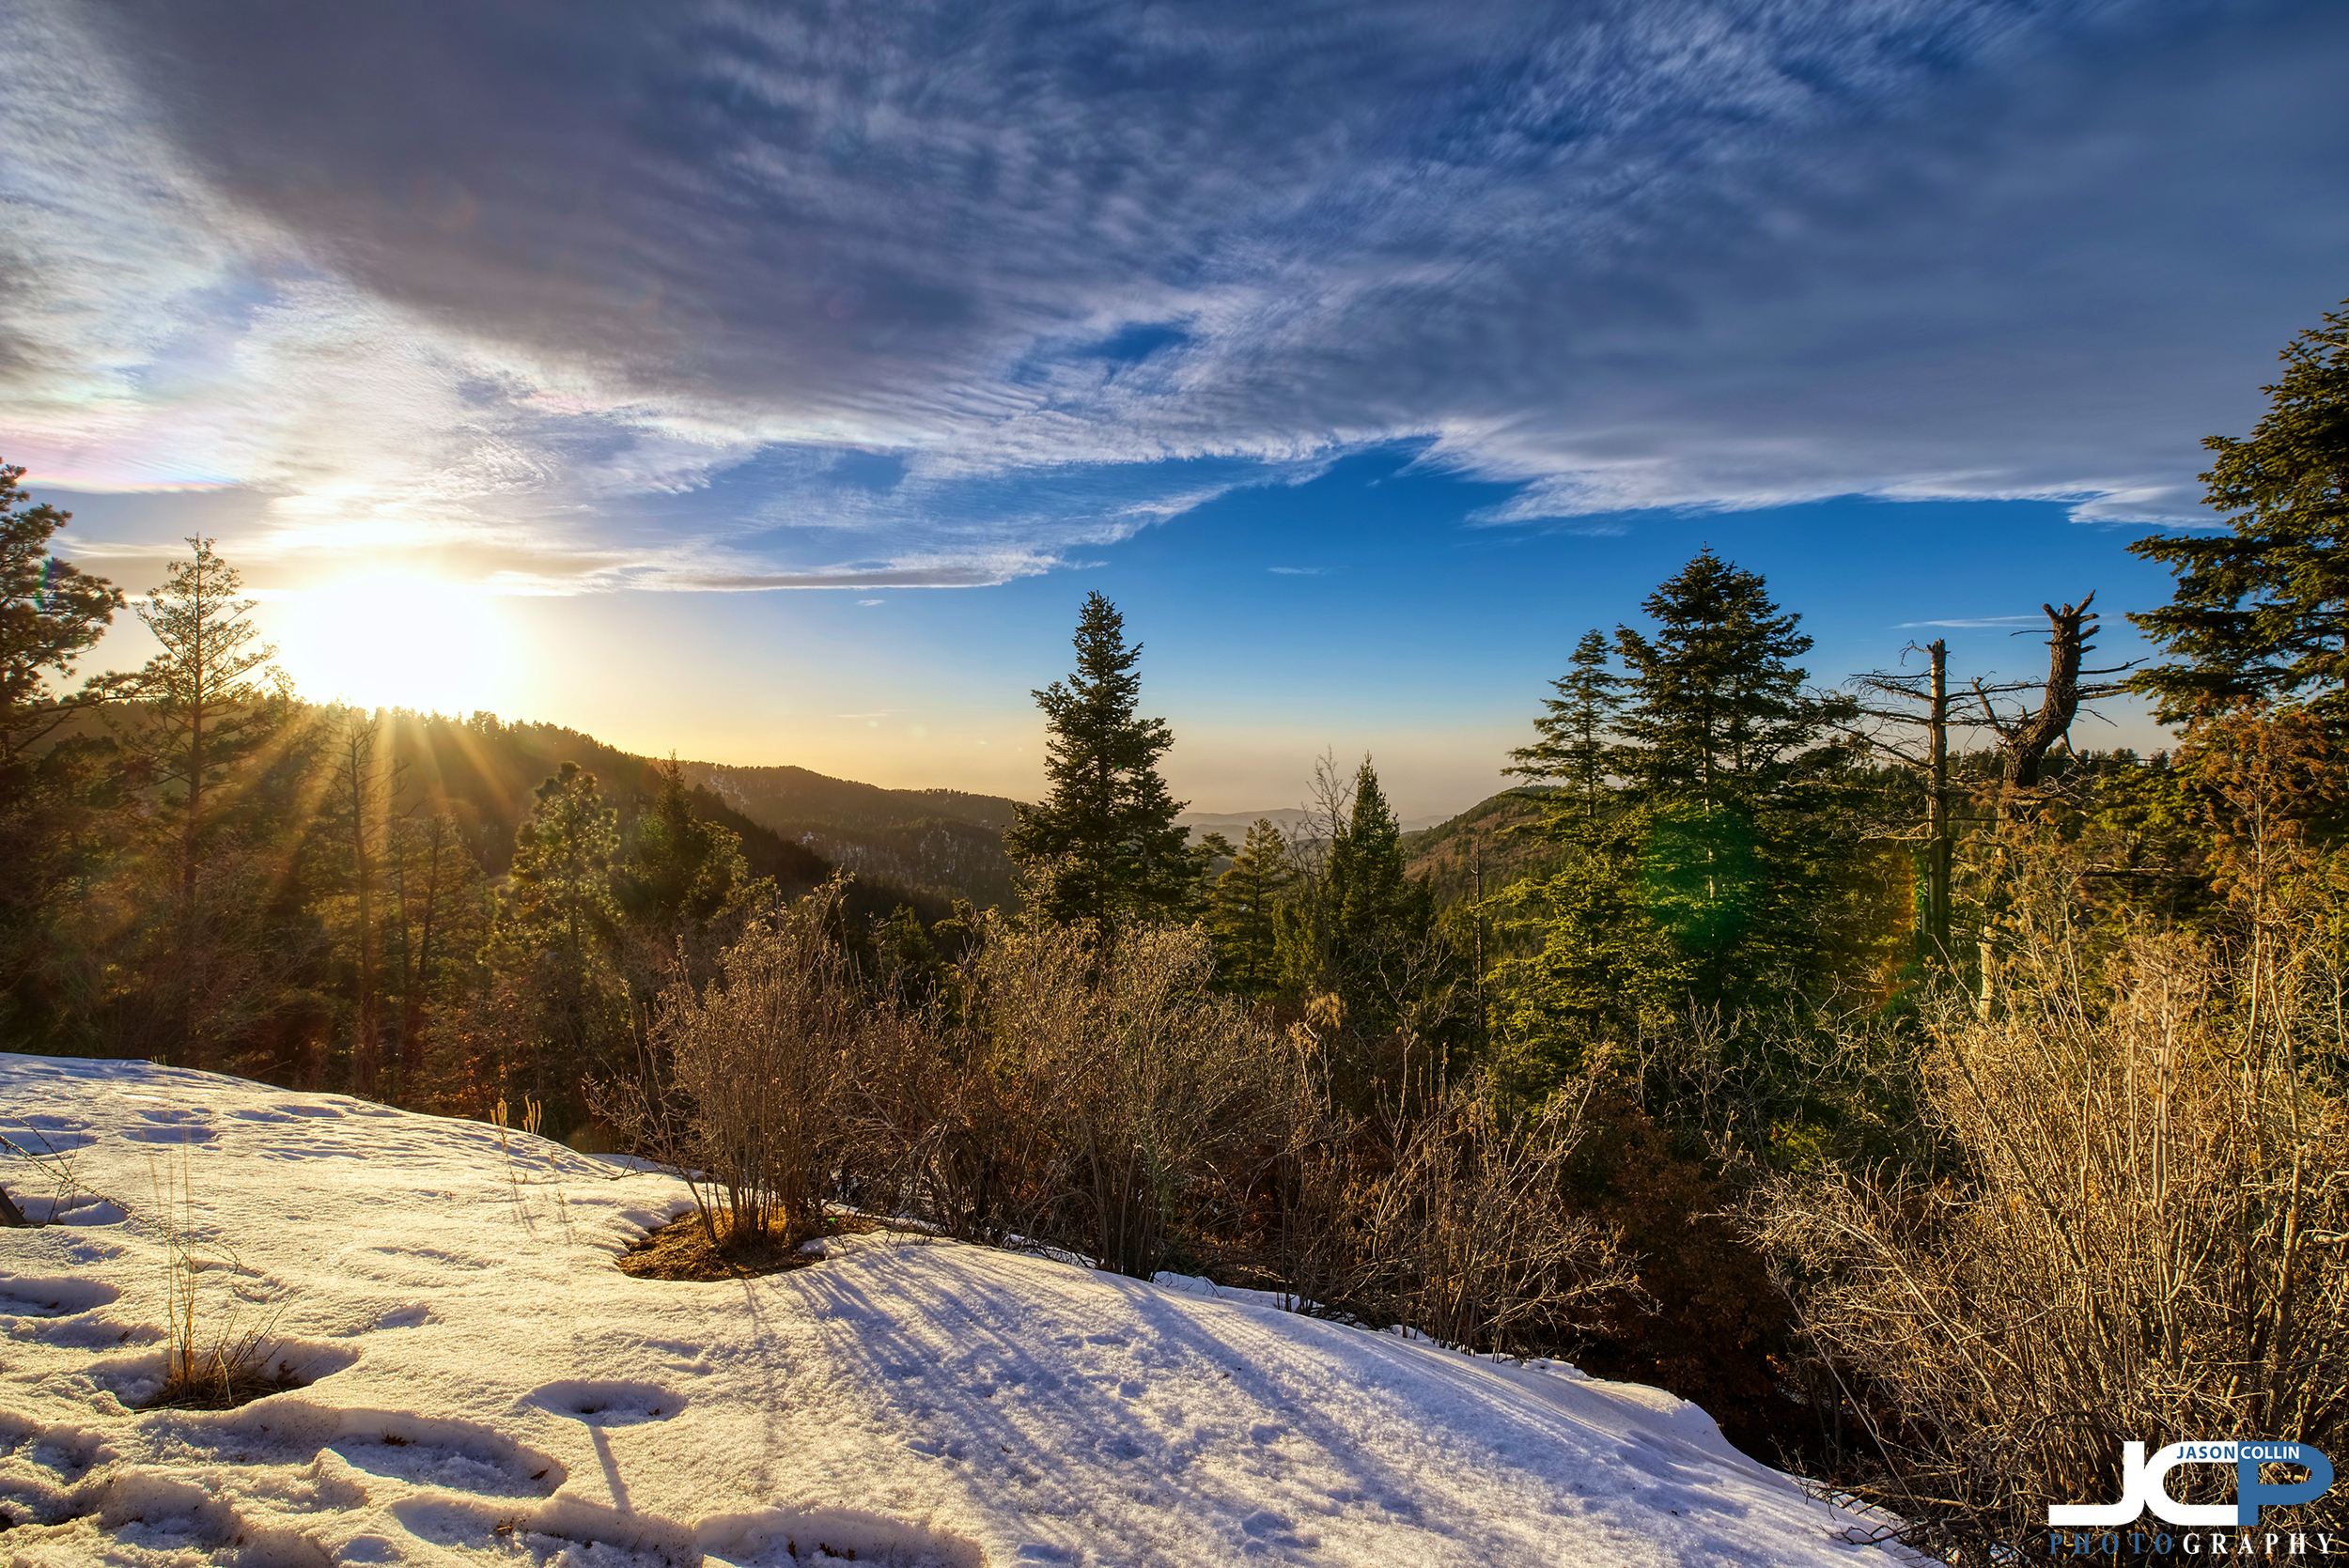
[3,0,2343,815]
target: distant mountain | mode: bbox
[689,764,1025,913]
[1175,808,1324,845]
[378,711,823,887]
[368,712,989,924]
[1177,805,1452,846]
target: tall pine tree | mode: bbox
[1209,818,1294,998]
[125,537,286,1066]
[1004,593,1191,929]
[2130,298,2349,724]
[489,761,626,1126]
[1613,550,1860,1005]
[1489,551,1864,1093]
[1507,627,1620,827]
[0,462,132,1053]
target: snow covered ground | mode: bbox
[0,1053,1907,1568]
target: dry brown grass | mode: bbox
[142,1351,306,1412]
[617,1209,876,1281]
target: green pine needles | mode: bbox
[1004,592,1194,931]
[2131,297,2349,724]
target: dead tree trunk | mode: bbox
[1972,593,2134,1015]
[1990,594,2101,801]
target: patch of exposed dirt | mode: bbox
[142,1355,308,1411]
[617,1210,878,1281]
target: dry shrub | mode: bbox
[1227,1016,1633,1357]
[1362,1071,1633,1355]
[1755,729,2349,1558]
[600,889,1631,1358]
[960,915,1283,1278]
[840,998,1052,1250]
[601,880,862,1248]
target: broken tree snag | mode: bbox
[1845,638,1977,967]
[2002,596,2096,793]
[0,1185,29,1227]
[1976,591,2138,815]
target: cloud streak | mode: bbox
[5,0,2343,592]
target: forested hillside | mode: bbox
[692,762,1022,910]
[374,715,966,921]
[1399,790,1556,908]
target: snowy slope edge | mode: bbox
[0,1053,1908,1567]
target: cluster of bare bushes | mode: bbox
[599,878,1627,1356]
[1755,716,2349,1559]
[599,882,863,1246]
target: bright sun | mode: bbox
[272,575,516,716]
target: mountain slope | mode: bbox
[692,765,1023,911]
[1401,789,1562,908]
[368,713,1005,919]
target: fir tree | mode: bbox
[123,537,286,1066]
[129,538,285,896]
[505,761,620,964]
[1330,761,1411,955]
[0,461,128,778]
[1279,757,1448,1035]
[1004,592,1191,928]
[2130,299,2349,723]
[618,756,749,930]
[1610,550,1858,1002]
[490,761,626,1120]
[1611,551,1825,811]
[1489,551,1864,1092]
[1209,818,1294,997]
[0,461,132,1053]
[1507,628,1620,828]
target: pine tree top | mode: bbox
[2130,298,2349,722]
[1610,549,1823,804]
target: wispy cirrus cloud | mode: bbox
[5,0,2343,596]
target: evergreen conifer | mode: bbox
[619,756,749,929]
[0,461,127,779]
[1507,628,1620,827]
[1489,551,1863,1091]
[1209,817,1294,997]
[2130,299,2349,723]
[1004,592,1191,928]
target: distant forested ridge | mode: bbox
[367,714,1002,920]
[691,762,1021,912]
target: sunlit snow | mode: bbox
[0,1054,1908,1566]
